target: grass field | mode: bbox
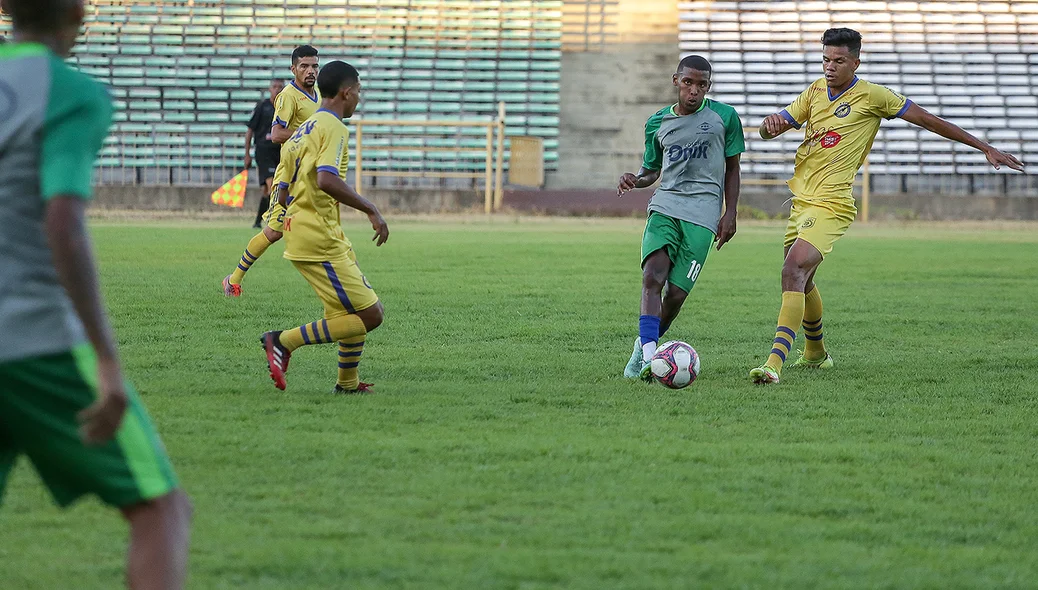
[2,216,1038,589]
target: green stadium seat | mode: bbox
[165,111,197,123]
[128,88,161,99]
[129,112,162,123]
[163,101,194,111]
[154,46,186,56]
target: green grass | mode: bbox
[3,217,1038,589]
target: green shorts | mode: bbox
[0,344,178,508]
[641,212,715,294]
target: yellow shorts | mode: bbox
[291,250,378,319]
[266,202,286,232]
[784,196,857,257]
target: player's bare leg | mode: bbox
[751,239,823,384]
[659,282,689,337]
[626,250,670,380]
[121,489,192,590]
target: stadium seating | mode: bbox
[0,0,562,183]
[679,0,1038,176]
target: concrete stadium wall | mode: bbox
[92,185,1038,221]
[92,185,485,214]
[549,0,680,189]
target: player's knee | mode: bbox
[120,488,192,527]
[781,259,810,288]
[665,286,688,307]
[642,264,668,290]
[360,302,384,332]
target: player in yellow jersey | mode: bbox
[259,61,390,394]
[223,45,321,297]
[750,28,1024,385]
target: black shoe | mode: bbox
[332,382,374,394]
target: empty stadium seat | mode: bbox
[679,0,1038,176]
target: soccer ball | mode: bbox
[650,341,700,389]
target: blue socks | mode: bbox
[639,315,661,362]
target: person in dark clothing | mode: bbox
[245,78,285,228]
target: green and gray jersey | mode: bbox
[0,43,113,363]
[641,98,745,234]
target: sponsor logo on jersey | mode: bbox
[834,102,851,118]
[820,131,842,149]
[667,140,710,161]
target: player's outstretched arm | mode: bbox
[900,103,1025,172]
[617,167,661,197]
[759,113,795,140]
[46,197,128,444]
[317,170,389,246]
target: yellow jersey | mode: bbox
[780,76,910,202]
[273,80,321,132]
[277,109,352,262]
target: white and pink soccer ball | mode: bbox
[650,341,701,389]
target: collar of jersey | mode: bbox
[316,107,340,118]
[290,81,318,103]
[669,99,708,117]
[827,76,859,102]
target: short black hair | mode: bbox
[291,45,318,65]
[317,61,359,97]
[677,55,712,75]
[822,28,862,57]
[1,0,77,31]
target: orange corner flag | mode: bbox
[211,170,248,208]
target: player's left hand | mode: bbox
[78,358,128,445]
[715,212,737,250]
[984,147,1025,172]
[369,212,389,246]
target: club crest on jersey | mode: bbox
[801,217,816,229]
[699,122,711,131]
[834,102,851,118]
[820,131,842,149]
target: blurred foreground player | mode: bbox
[261,61,390,394]
[750,28,1025,384]
[0,0,191,588]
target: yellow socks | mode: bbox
[229,232,274,285]
[279,314,366,353]
[802,285,826,361]
[337,335,365,390]
[766,291,805,372]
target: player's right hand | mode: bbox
[78,358,128,446]
[244,154,253,169]
[761,114,790,138]
[984,147,1025,172]
[369,212,389,246]
[617,172,639,197]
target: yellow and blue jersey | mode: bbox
[780,76,910,202]
[273,80,321,132]
[277,109,352,263]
